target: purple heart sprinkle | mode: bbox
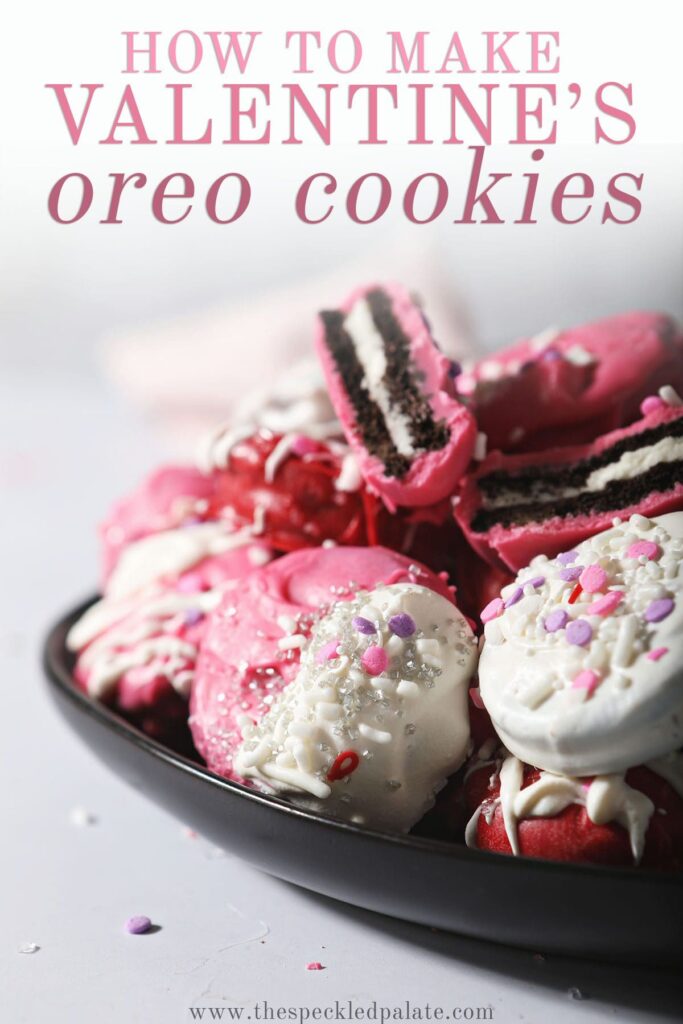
[352,616,376,635]
[556,550,578,566]
[559,566,583,582]
[388,613,416,638]
[504,587,524,609]
[644,598,674,623]
[183,608,205,627]
[566,619,593,646]
[544,609,569,633]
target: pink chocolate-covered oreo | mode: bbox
[189,545,455,779]
[68,542,271,747]
[455,402,683,571]
[461,313,683,453]
[100,465,214,584]
[315,283,476,510]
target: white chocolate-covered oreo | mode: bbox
[478,513,683,777]
[234,582,477,832]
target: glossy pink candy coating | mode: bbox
[469,312,683,452]
[190,545,455,780]
[99,464,214,584]
[315,283,477,510]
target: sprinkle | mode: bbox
[327,750,359,781]
[644,598,674,623]
[556,550,578,565]
[659,385,683,407]
[481,598,504,623]
[504,587,524,608]
[448,360,462,379]
[568,584,583,605]
[528,576,546,589]
[647,647,669,661]
[640,395,666,416]
[176,572,204,593]
[474,433,488,461]
[183,608,205,627]
[388,613,416,638]
[352,616,376,635]
[587,591,624,616]
[316,638,341,663]
[572,669,600,695]
[18,943,40,954]
[626,540,661,561]
[69,806,97,826]
[469,687,485,709]
[544,609,569,633]
[306,962,326,971]
[559,566,583,582]
[361,646,388,676]
[579,564,608,594]
[541,348,562,362]
[291,435,320,456]
[566,619,593,646]
[125,916,152,935]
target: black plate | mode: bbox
[44,598,683,965]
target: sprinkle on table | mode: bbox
[125,916,152,935]
[306,962,326,971]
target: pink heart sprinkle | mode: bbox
[572,669,600,696]
[361,645,388,676]
[587,591,624,616]
[177,572,205,593]
[647,647,669,662]
[626,540,661,561]
[640,395,666,417]
[481,597,505,623]
[291,435,319,457]
[579,564,608,594]
[316,638,341,663]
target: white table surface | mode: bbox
[2,370,681,1024]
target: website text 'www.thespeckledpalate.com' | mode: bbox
[188,1002,495,1022]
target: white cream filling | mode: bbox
[343,299,418,459]
[482,435,683,512]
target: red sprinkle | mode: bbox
[469,687,485,710]
[327,750,360,781]
[568,583,583,605]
